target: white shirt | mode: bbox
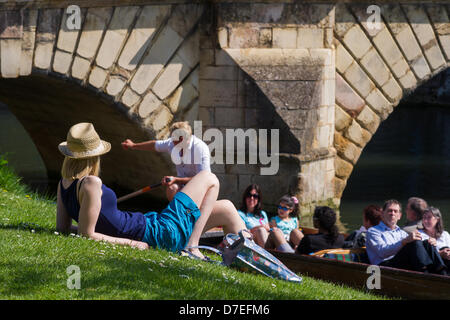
[154,135,211,178]
[419,230,450,250]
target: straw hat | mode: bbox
[58,123,111,159]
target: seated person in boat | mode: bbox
[419,207,450,269]
[263,195,304,253]
[343,204,382,248]
[121,121,211,202]
[295,206,345,255]
[237,184,270,247]
[57,123,245,261]
[366,199,447,275]
[402,197,428,233]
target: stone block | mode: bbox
[34,42,54,70]
[96,6,139,69]
[52,50,72,74]
[130,25,184,95]
[167,4,203,38]
[344,62,375,98]
[335,156,353,179]
[336,43,354,73]
[411,55,431,80]
[335,73,365,117]
[360,48,390,87]
[88,66,107,89]
[152,55,192,100]
[0,39,21,77]
[365,88,393,120]
[334,3,356,38]
[217,27,228,48]
[20,9,38,76]
[333,176,347,198]
[316,124,332,149]
[0,11,22,39]
[273,28,297,49]
[199,65,238,81]
[356,105,380,134]
[177,30,200,69]
[71,56,91,80]
[424,44,446,71]
[309,49,333,66]
[118,5,171,71]
[349,4,385,37]
[167,72,199,114]
[335,104,352,132]
[106,76,126,96]
[402,5,435,46]
[381,4,408,35]
[399,70,418,90]
[396,27,422,61]
[259,28,272,48]
[344,120,371,148]
[381,77,403,102]
[373,27,404,68]
[149,106,173,132]
[321,78,335,107]
[77,8,113,59]
[297,28,324,48]
[199,80,237,107]
[334,131,362,165]
[229,26,260,48]
[57,9,83,53]
[390,57,409,79]
[342,25,372,59]
[438,34,450,61]
[121,88,140,108]
[139,91,162,118]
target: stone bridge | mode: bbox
[0,0,449,225]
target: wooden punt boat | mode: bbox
[200,227,450,300]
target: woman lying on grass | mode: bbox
[56,122,245,260]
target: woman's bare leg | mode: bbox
[166,183,180,202]
[289,228,304,250]
[180,171,220,257]
[202,200,246,235]
[251,227,269,247]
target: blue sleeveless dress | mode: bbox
[59,179,200,252]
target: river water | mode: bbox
[1,101,449,231]
[340,102,450,231]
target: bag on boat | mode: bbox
[197,230,302,284]
[311,248,369,263]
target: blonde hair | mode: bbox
[170,121,192,140]
[61,156,100,180]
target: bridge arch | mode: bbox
[0,3,204,200]
[333,3,450,208]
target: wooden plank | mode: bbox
[272,251,450,300]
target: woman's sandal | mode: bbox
[180,248,219,264]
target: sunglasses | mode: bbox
[247,194,259,200]
[278,205,292,211]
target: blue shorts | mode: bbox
[142,191,200,252]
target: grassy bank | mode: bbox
[0,157,388,300]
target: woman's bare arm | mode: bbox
[77,176,149,250]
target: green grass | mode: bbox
[0,156,389,300]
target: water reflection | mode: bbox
[340,103,450,231]
[0,103,48,193]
